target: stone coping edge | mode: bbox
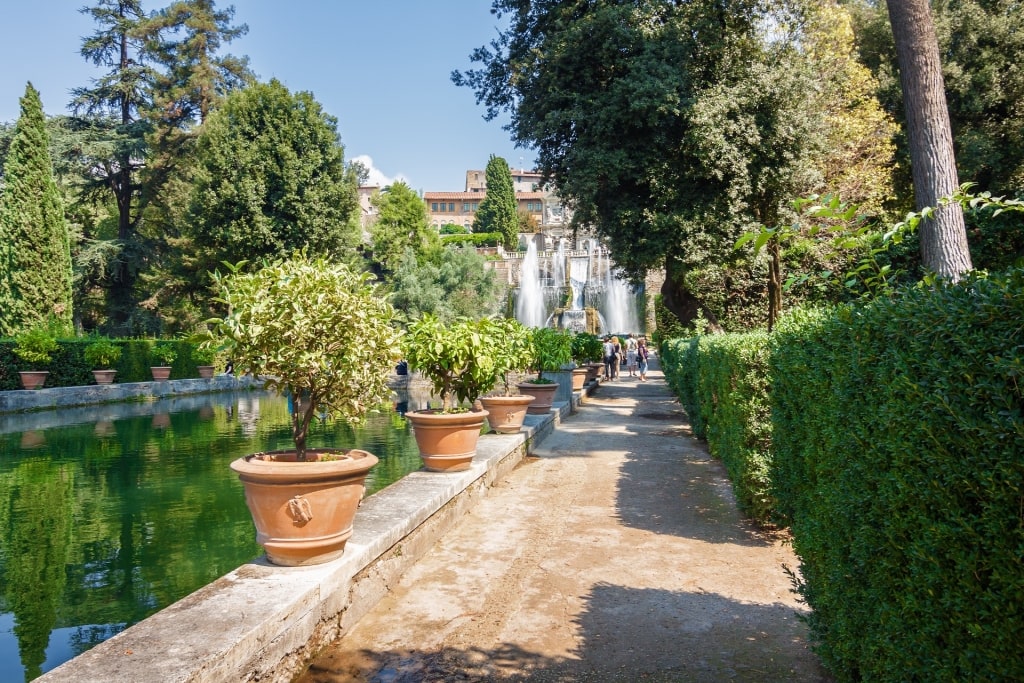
[37,382,598,683]
[0,375,262,414]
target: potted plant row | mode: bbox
[149,342,177,381]
[192,345,217,378]
[478,318,536,434]
[570,331,603,389]
[84,338,122,385]
[518,327,572,414]
[403,314,498,472]
[12,324,58,390]
[205,252,402,566]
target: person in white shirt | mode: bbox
[625,334,638,377]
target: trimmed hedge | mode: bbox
[661,332,774,522]
[770,271,1024,681]
[661,268,1024,681]
[0,338,214,388]
[440,232,502,247]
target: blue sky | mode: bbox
[0,1,536,192]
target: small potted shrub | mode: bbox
[83,338,122,385]
[517,326,572,414]
[403,314,499,472]
[570,331,602,389]
[191,344,217,378]
[207,252,402,566]
[12,325,58,389]
[149,342,177,381]
[478,318,536,434]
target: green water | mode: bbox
[0,390,423,681]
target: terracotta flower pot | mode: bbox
[406,409,489,472]
[517,381,559,414]
[92,369,117,385]
[18,371,48,390]
[230,448,378,566]
[586,362,603,382]
[151,366,172,381]
[478,395,535,434]
[197,365,215,379]
[571,367,588,391]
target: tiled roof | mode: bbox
[424,191,546,200]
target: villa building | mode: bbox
[424,168,570,232]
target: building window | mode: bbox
[473,202,479,211]
[448,203,455,212]
[463,202,470,212]
[431,202,438,211]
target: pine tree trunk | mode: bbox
[887,0,973,280]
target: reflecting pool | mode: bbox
[0,390,423,681]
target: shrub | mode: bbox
[770,272,1024,681]
[83,338,122,369]
[12,325,58,369]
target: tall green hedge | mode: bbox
[770,270,1024,681]
[661,332,774,522]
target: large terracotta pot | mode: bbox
[478,395,535,434]
[92,369,117,385]
[571,368,588,391]
[230,448,378,566]
[150,366,172,381]
[197,365,215,379]
[18,371,48,390]
[406,409,489,472]
[517,381,559,414]
[586,362,603,383]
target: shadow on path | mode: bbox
[304,584,824,682]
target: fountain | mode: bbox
[512,240,644,334]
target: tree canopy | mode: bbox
[454,0,833,328]
[369,181,438,275]
[473,154,518,248]
[0,84,73,336]
[184,79,361,276]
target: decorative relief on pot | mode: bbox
[288,495,313,524]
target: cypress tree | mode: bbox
[474,155,518,249]
[0,83,74,336]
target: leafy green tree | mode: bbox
[184,79,361,280]
[851,0,1024,197]
[0,84,74,336]
[369,180,438,274]
[455,0,827,330]
[473,155,517,248]
[71,0,154,333]
[141,0,253,210]
[805,2,897,217]
[388,245,503,323]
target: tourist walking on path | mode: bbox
[625,334,638,376]
[299,359,829,682]
[602,337,615,380]
[610,336,622,380]
[637,337,649,381]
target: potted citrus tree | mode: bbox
[149,342,177,380]
[403,314,499,472]
[478,318,536,434]
[518,326,572,414]
[205,252,402,566]
[12,325,58,389]
[84,338,122,385]
[571,331,603,386]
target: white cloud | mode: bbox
[351,154,408,188]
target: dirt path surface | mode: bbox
[299,363,831,682]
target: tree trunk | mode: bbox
[887,0,973,279]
